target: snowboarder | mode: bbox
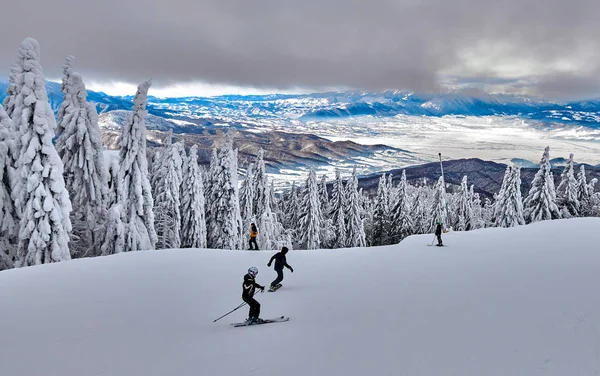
[242,267,265,323]
[267,246,294,291]
[248,223,259,250]
[435,220,444,246]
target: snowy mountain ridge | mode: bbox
[2,81,600,127]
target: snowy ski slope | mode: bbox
[1,218,600,376]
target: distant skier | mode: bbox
[267,246,294,291]
[248,223,259,250]
[435,220,444,246]
[242,267,265,323]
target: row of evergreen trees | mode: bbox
[1,38,599,271]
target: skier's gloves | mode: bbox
[260,286,265,292]
[289,267,294,273]
[267,263,271,267]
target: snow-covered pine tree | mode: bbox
[319,174,330,219]
[180,145,207,248]
[494,166,525,228]
[429,176,448,232]
[556,153,580,218]
[2,45,24,162]
[154,135,183,249]
[390,170,413,242]
[492,166,512,225]
[106,156,120,208]
[576,165,591,203]
[239,163,255,230]
[410,186,428,234]
[371,174,391,246]
[117,79,157,252]
[329,169,347,248]
[206,136,244,250]
[55,56,108,258]
[455,175,473,231]
[470,185,485,230]
[576,165,594,216]
[523,146,561,223]
[149,150,163,198]
[0,105,17,270]
[298,169,322,250]
[483,197,494,227]
[204,147,219,243]
[252,149,268,220]
[11,38,73,266]
[345,166,366,248]
[100,204,125,255]
[252,149,284,250]
[318,174,335,248]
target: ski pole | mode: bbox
[212,289,261,323]
[213,302,247,323]
[430,235,436,246]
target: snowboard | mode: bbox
[268,283,282,292]
[232,316,289,327]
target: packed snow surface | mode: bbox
[1,218,600,375]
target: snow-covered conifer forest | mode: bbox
[1,38,600,271]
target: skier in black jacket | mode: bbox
[435,220,444,246]
[242,267,265,323]
[267,246,293,290]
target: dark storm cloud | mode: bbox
[0,0,599,98]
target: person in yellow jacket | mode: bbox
[248,223,259,250]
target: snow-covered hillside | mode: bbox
[1,218,600,376]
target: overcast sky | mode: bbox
[1,0,599,99]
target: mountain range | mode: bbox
[2,81,600,127]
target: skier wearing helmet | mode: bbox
[434,219,444,246]
[242,267,265,323]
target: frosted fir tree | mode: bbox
[390,170,413,242]
[154,136,183,249]
[371,174,391,246]
[319,174,330,219]
[298,169,322,250]
[117,80,157,252]
[105,156,120,208]
[239,163,255,230]
[55,57,108,257]
[556,153,580,218]
[318,174,335,248]
[329,169,347,248]
[99,204,125,255]
[180,145,207,248]
[149,150,163,198]
[429,176,448,232]
[576,165,594,216]
[252,149,269,220]
[281,181,299,230]
[523,146,561,223]
[10,38,73,266]
[206,137,244,250]
[0,105,17,269]
[494,166,525,228]
[492,166,511,224]
[455,176,473,231]
[204,148,219,244]
[470,185,485,230]
[410,186,429,234]
[345,167,366,248]
[2,45,24,161]
[483,197,495,228]
[252,149,284,250]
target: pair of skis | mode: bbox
[232,316,290,327]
